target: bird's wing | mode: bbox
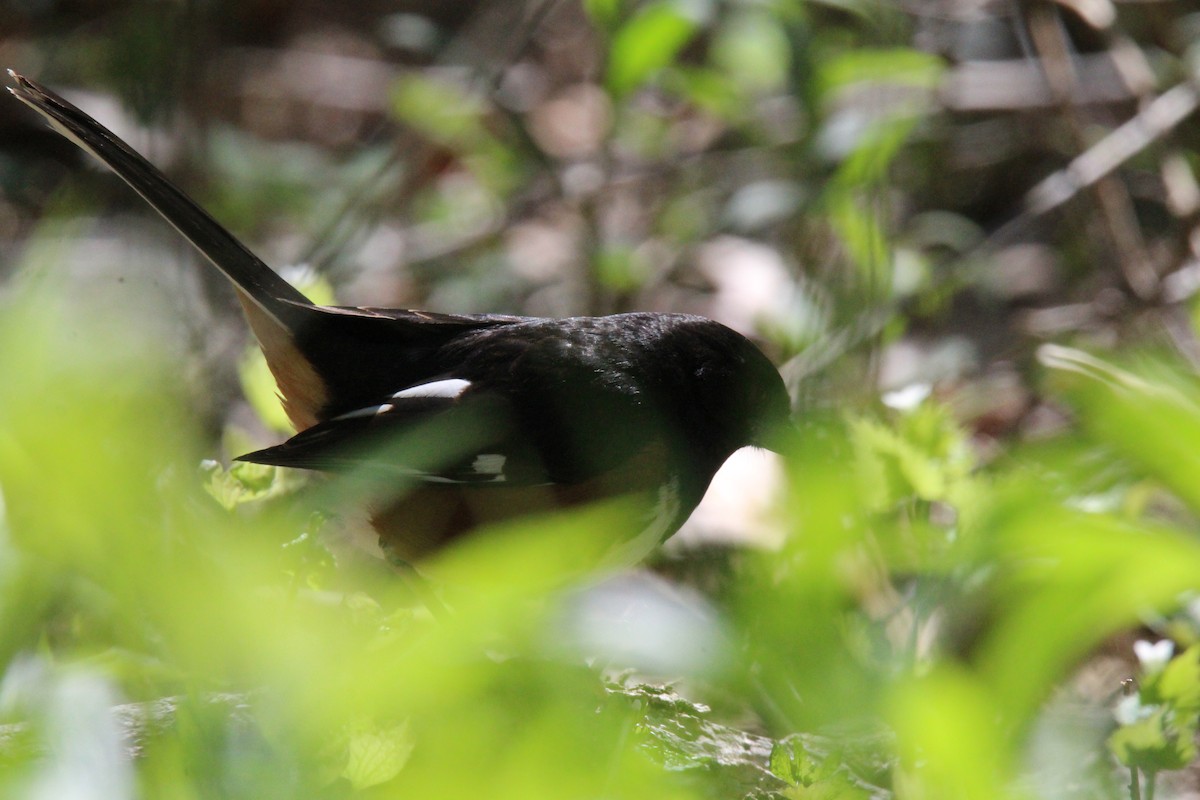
[238,376,552,486]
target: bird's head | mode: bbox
[667,317,794,462]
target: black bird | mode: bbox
[8,71,792,565]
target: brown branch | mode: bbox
[1026,1,1160,298]
[1022,83,1199,216]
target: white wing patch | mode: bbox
[319,378,506,485]
[332,403,394,421]
[470,454,507,477]
[331,379,471,422]
[392,378,472,400]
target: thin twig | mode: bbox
[1026,2,1158,298]
[1023,83,1200,220]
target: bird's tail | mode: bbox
[6,70,312,319]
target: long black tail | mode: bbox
[7,70,312,319]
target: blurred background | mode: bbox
[5,1,1200,798]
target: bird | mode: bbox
[7,70,793,567]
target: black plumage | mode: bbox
[8,71,792,563]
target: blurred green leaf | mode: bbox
[710,9,792,93]
[607,0,710,97]
[824,190,890,286]
[202,460,301,510]
[204,132,330,233]
[889,667,1016,800]
[1040,345,1200,514]
[783,775,870,799]
[1108,706,1197,772]
[337,719,415,789]
[583,0,626,31]
[850,402,974,510]
[593,244,650,292]
[731,417,886,731]
[392,74,488,149]
[829,112,920,189]
[973,487,1200,726]
[815,50,941,197]
[666,66,743,119]
[391,75,518,194]
[1145,644,1200,714]
[817,48,944,97]
[769,735,870,798]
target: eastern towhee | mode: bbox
[8,71,792,566]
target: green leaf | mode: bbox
[815,49,942,192]
[390,75,518,193]
[823,190,890,285]
[1149,644,1200,714]
[972,489,1200,726]
[849,403,973,509]
[769,736,872,799]
[830,111,920,189]
[1040,346,1200,514]
[785,777,872,799]
[391,74,488,149]
[593,245,650,292]
[201,460,300,510]
[666,66,742,119]
[340,719,415,790]
[770,736,823,787]
[583,0,625,30]
[1108,706,1198,772]
[607,0,710,97]
[817,48,944,98]
[889,667,1013,799]
[710,9,792,93]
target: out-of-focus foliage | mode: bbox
[13,260,1200,797]
[7,0,1200,798]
